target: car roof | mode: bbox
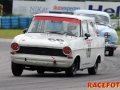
[34,13,95,22]
[73,10,110,17]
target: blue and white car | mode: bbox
[73,10,118,56]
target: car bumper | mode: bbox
[11,54,73,68]
[105,43,118,48]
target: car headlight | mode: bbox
[63,46,71,55]
[104,32,110,38]
[11,42,20,51]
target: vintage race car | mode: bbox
[73,10,118,56]
[10,13,105,77]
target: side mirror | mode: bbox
[84,33,90,40]
[23,28,28,34]
[95,30,99,36]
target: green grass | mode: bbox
[116,30,120,45]
[0,29,120,45]
[0,29,23,38]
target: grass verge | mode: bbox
[116,29,120,45]
[0,29,23,39]
[0,29,120,45]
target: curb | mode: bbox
[0,38,12,42]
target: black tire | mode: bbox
[88,60,99,75]
[108,49,114,56]
[36,69,45,74]
[11,61,24,76]
[65,59,78,77]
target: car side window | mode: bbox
[81,21,88,37]
[88,22,95,36]
[28,20,42,33]
[67,22,79,37]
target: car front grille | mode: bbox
[16,46,66,57]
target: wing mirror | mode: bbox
[23,28,28,34]
[84,33,90,40]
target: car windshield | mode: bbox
[79,14,109,26]
[27,16,80,37]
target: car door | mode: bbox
[80,20,92,69]
[87,21,98,66]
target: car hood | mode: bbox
[97,25,117,36]
[97,25,112,33]
[12,33,78,49]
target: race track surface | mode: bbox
[0,39,120,90]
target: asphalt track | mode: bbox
[0,39,120,90]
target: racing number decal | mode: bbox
[48,38,64,42]
[86,39,91,58]
[86,44,91,58]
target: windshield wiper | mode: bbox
[28,32,45,33]
[45,31,64,35]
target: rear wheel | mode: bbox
[36,68,45,74]
[108,48,114,56]
[88,59,99,75]
[11,61,24,76]
[65,59,78,77]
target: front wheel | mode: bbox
[65,59,78,77]
[11,61,24,76]
[88,60,99,75]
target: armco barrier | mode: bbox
[19,16,29,28]
[1,16,11,29]
[28,16,32,26]
[111,19,120,29]
[11,17,19,28]
[0,16,33,29]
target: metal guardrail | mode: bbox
[111,19,120,29]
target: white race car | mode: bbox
[10,13,105,77]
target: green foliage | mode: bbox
[111,15,120,19]
[116,30,120,45]
[116,27,120,31]
[111,16,117,19]
[2,13,23,16]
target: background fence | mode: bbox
[111,19,120,29]
[0,16,32,29]
[0,16,119,29]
